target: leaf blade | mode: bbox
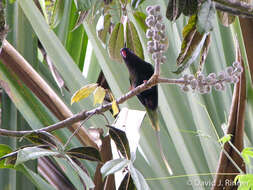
[71,83,98,105]
[197,0,216,34]
[100,158,130,179]
[129,163,150,190]
[66,146,101,162]
[15,147,59,166]
[107,125,131,159]
[108,22,124,63]
[93,86,106,106]
[126,21,144,60]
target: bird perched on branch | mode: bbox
[120,47,173,175]
[120,47,158,131]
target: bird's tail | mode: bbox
[146,108,173,175]
[155,130,173,175]
[146,108,159,131]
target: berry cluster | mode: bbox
[145,5,167,64]
[179,61,243,93]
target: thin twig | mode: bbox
[157,77,185,84]
[63,113,95,150]
[154,60,160,76]
[0,110,86,137]
[99,113,110,125]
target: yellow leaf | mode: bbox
[93,86,106,106]
[112,100,119,116]
[108,91,119,116]
[71,83,98,105]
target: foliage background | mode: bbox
[0,0,252,189]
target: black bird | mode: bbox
[120,47,159,131]
[120,47,173,175]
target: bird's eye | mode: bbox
[120,49,127,58]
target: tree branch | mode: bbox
[0,56,244,139]
[214,0,253,12]
[213,0,253,18]
[0,76,183,137]
[215,2,253,18]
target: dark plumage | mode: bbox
[120,48,173,174]
[120,48,158,130]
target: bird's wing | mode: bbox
[129,78,134,90]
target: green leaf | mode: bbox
[174,15,207,74]
[218,134,232,144]
[0,144,56,189]
[197,0,216,34]
[18,0,89,93]
[66,2,87,70]
[0,63,56,128]
[86,50,101,83]
[197,33,211,74]
[19,0,110,137]
[23,167,57,190]
[0,144,16,168]
[126,20,144,60]
[66,147,101,162]
[182,14,197,38]
[37,0,49,23]
[97,14,111,44]
[76,0,92,11]
[8,0,16,4]
[24,131,61,148]
[119,172,136,190]
[50,0,65,28]
[131,0,146,9]
[54,158,84,190]
[100,158,130,179]
[108,22,124,63]
[107,125,131,159]
[166,0,186,21]
[72,11,89,31]
[182,0,198,16]
[133,11,148,33]
[66,155,95,189]
[15,147,60,166]
[0,150,19,166]
[234,175,240,183]
[234,174,253,190]
[242,147,253,164]
[129,162,150,190]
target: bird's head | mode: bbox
[120,47,131,60]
